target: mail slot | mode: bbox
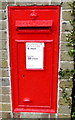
[8,6,60,113]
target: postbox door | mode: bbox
[17,41,53,108]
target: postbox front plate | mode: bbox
[8,6,60,113]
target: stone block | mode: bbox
[15,0,50,2]
[0,69,9,77]
[61,42,72,51]
[61,32,68,42]
[59,89,72,97]
[0,2,6,9]
[51,2,61,5]
[62,10,73,21]
[0,87,10,94]
[16,2,33,6]
[20,112,49,118]
[13,112,20,118]
[0,78,10,86]
[0,112,2,118]
[61,2,71,9]
[51,0,60,2]
[1,104,11,111]
[0,60,8,68]
[60,51,73,61]
[57,114,71,118]
[0,31,7,40]
[16,1,49,6]
[15,0,31,2]
[0,50,8,59]
[62,22,72,32]
[2,112,11,118]
[60,61,74,70]
[59,98,72,106]
[0,0,6,2]
[0,104,2,111]
[62,0,73,2]
[58,105,71,114]
[0,10,6,20]
[50,114,56,118]
[0,41,7,50]
[60,80,73,88]
[7,0,15,3]
[0,87,2,94]
[0,20,7,30]
[0,70,2,78]
[0,95,10,103]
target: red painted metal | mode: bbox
[30,10,38,20]
[8,6,60,113]
[16,20,53,27]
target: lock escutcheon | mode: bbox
[23,98,32,102]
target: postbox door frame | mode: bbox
[8,6,60,113]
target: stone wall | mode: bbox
[0,0,73,119]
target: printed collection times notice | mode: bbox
[26,43,44,69]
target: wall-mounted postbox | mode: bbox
[8,6,60,113]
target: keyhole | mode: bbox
[22,75,25,77]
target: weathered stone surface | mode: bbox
[61,32,68,42]
[0,20,7,30]
[58,106,71,114]
[13,112,20,118]
[0,41,7,50]
[59,98,72,106]
[62,0,73,2]
[16,1,49,6]
[60,81,73,88]
[61,2,71,9]
[15,0,50,2]
[0,50,8,59]
[50,114,56,118]
[0,31,7,40]
[7,0,15,3]
[0,10,6,20]
[0,69,9,77]
[62,22,72,32]
[2,112,11,118]
[0,70,3,78]
[57,114,71,118]
[0,112,2,118]
[60,61,74,70]
[0,104,2,111]
[1,104,11,111]
[20,112,49,118]
[51,0,60,3]
[16,2,33,6]
[0,87,10,94]
[51,2,61,5]
[0,2,6,9]
[62,10,73,21]
[0,95,10,103]
[61,42,72,51]
[0,87,2,94]
[0,0,6,2]
[0,60,8,68]
[60,51,73,61]
[0,78,10,86]
[59,89,72,97]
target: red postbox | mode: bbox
[8,6,60,113]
